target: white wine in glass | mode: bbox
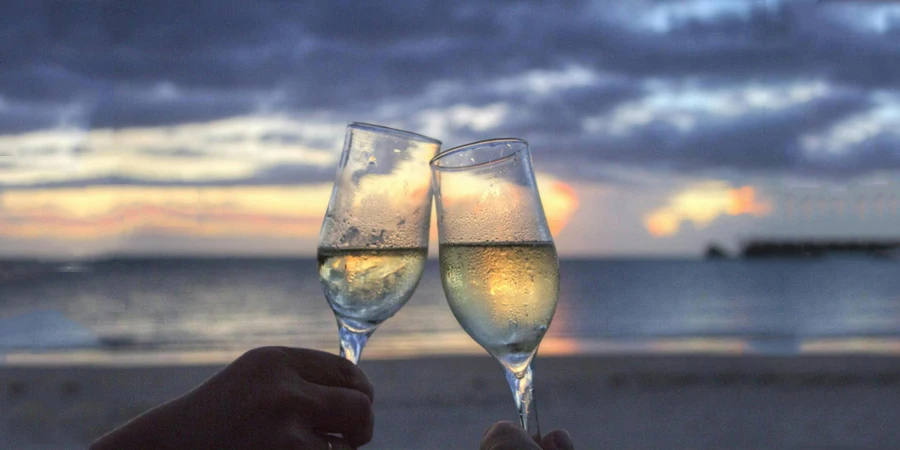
[318,123,441,364]
[439,242,558,374]
[431,138,559,435]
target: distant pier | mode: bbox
[739,239,900,259]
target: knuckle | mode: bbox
[272,384,305,410]
[334,360,361,382]
[336,365,374,400]
[232,348,298,411]
[303,388,327,414]
[482,421,526,449]
[489,421,520,436]
[236,347,283,370]
[273,388,320,423]
[350,388,373,414]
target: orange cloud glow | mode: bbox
[538,176,580,236]
[0,185,333,241]
[0,173,580,256]
[644,182,771,237]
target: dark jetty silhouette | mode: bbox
[704,244,730,259]
[739,239,900,259]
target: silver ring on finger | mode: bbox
[324,434,345,450]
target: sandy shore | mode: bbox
[3,354,900,449]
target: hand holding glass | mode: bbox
[318,123,441,364]
[430,139,559,434]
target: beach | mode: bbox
[4,354,900,449]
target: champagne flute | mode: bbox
[318,122,441,364]
[430,138,559,435]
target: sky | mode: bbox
[1,0,900,258]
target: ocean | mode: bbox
[2,258,900,361]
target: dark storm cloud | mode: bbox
[3,162,336,189]
[88,85,263,128]
[571,90,883,176]
[2,0,900,182]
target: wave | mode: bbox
[0,310,100,349]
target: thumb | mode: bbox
[481,421,542,450]
[540,429,574,450]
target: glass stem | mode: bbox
[337,320,374,365]
[504,363,540,438]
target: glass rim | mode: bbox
[348,122,442,146]
[429,138,529,171]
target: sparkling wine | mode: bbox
[439,241,559,373]
[318,247,427,330]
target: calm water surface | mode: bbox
[1,258,899,359]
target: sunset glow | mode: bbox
[644,182,772,237]
[0,185,332,241]
[539,176,580,236]
[0,175,579,256]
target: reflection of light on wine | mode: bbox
[486,263,514,303]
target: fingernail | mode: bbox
[554,430,573,450]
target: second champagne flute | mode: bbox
[431,138,560,435]
[318,122,441,364]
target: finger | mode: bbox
[481,421,542,450]
[541,429,574,450]
[272,347,374,402]
[293,380,374,448]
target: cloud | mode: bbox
[489,65,605,96]
[800,92,900,168]
[570,78,880,176]
[818,2,900,34]
[644,182,772,237]
[416,103,510,139]
[3,0,900,184]
[584,79,833,135]
[0,115,344,187]
[605,0,759,34]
